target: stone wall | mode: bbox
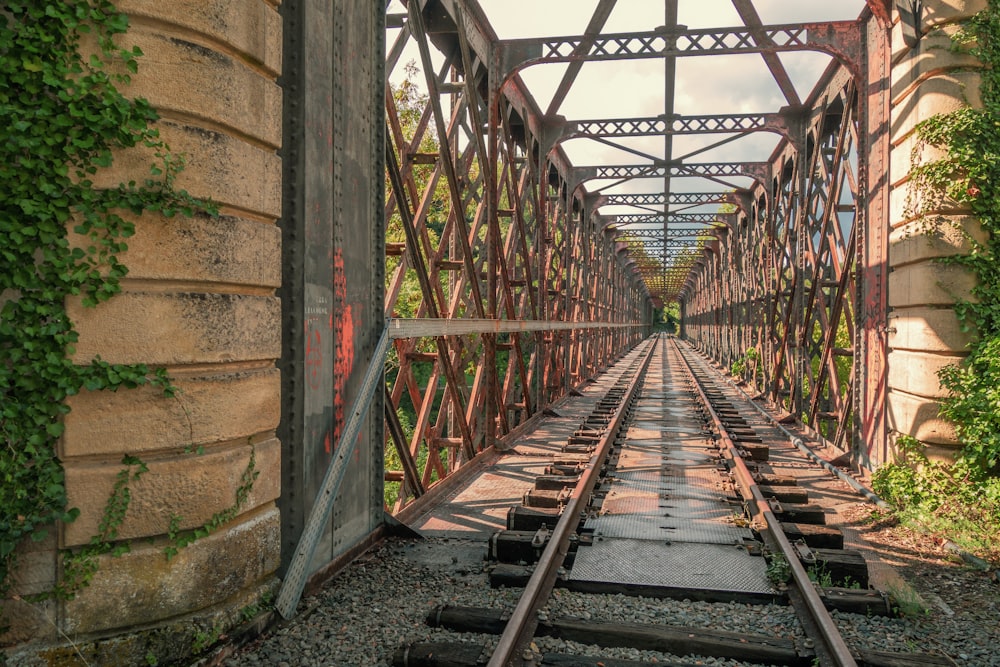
[887,0,987,458]
[3,1,284,663]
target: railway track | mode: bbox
[391,335,953,667]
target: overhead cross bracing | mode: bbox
[383,0,891,512]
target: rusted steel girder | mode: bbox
[383,0,650,512]
[866,0,893,27]
[608,227,724,240]
[574,162,771,187]
[609,213,730,225]
[563,112,793,139]
[387,0,886,485]
[856,14,891,466]
[680,10,889,467]
[497,21,864,80]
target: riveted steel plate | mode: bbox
[568,539,776,595]
[593,444,747,544]
[621,447,714,463]
[634,405,700,415]
[588,497,749,544]
[631,419,700,430]
[627,426,705,439]
[584,514,750,544]
[624,437,709,449]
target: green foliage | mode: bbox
[0,1,213,593]
[653,302,680,333]
[237,590,273,623]
[806,563,834,588]
[164,446,259,560]
[383,407,413,506]
[191,622,223,654]
[880,5,1000,563]
[385,61,446,320]
[937,336,1000,472]
[873,436,1000,562]
[765,552,791,587]
[806,563,860,589]
[908,4,1000,477]
[29,455,148,601]
[886,580,929,619]
[729,346,760,380]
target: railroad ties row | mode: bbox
[702,388,877,608]
[488,365,638,571]
[395,336,837,667]
[676,340,956,667]
[391,335,952,667]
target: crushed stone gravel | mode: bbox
[219,520,999,666]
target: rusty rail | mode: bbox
[486,337,658,667]
[670,336,858,667]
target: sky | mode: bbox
[386,0,867,219]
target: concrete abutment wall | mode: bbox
[4,1,286,663]
[887,0,987,459]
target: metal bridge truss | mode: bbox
[682,18,891,465]
[384,1,652,509]
[383,1,891,509]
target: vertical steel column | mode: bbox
[278,0,384,576]
[792,122,809,421]
[662,0,678,290]
[856,14,891,466]
[485,28,500,452]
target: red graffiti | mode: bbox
[331,248,356,448]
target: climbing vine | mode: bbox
[164,446,259,561]
[40,455,149,601]
[0,1,213,594]
[874,3,1000,559]
[928,5,1000,477]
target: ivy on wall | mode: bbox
[0,1,211,594]
[928,5,1000,477]
[874,2,1000,557]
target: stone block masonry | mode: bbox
[887,0,986,458]
[3,0,284,662]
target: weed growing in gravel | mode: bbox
[766,553,791,586]
[886,580,930,619]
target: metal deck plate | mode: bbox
[624,438,708,449]
[587,496,750,544]
[412,456,551,536]
[584,513,750,543]
[593,459,749,544]
[568,538,776,595]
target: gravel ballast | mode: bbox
[219,522,999,667]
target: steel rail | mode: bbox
[486,337,658,667]
[669,336,858,667]
[718,371,889,510]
